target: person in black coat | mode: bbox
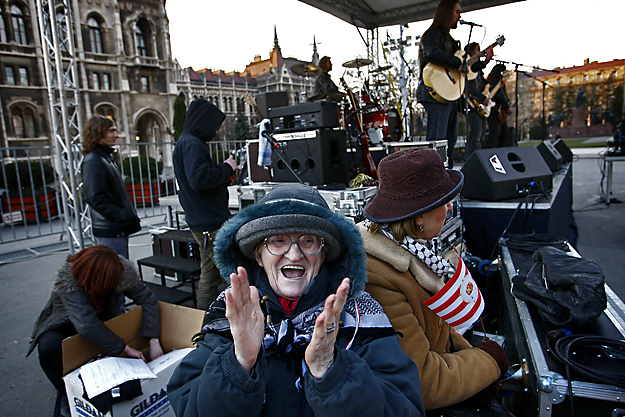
[82,116,141,258]
[167,183,426,417]
[173,99,238,311]
[28,245,162,416]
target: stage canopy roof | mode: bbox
[299,0,524,29]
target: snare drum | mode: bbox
[363,108,402,142]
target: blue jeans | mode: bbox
[95,236,129,259]
[424,100,458,168]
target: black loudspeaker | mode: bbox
[271,130,349,186]
[537,140,563,172]
[553,138,573,163]
[256,92,289,118]
[461,146,553,201]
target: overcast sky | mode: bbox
[165,0,624,76]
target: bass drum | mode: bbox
[363,108,402,142]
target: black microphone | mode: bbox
[459,19,483,27]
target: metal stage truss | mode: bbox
[35,0,87,253]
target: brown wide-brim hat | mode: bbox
[364,147,463,223]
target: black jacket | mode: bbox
[27,257,160,357]
[82,145,141,238]
[173,99,233,233]
[418,26,462,104]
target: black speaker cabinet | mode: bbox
[553,138,573,163]
[537,140,563,172]
[271,130,349,186]
[256,92,289,118]
[461,146,553,201]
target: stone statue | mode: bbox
[575,87,585,109]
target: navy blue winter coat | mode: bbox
[167,184,425,416]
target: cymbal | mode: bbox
[370,65,393,74]
[342,58,373,68]
[290,62,322,77]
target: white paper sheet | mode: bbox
[79,357,156,399]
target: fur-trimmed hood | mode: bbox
[52,257,141,295]
[214,184,368,297]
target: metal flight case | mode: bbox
[498,241,625,416]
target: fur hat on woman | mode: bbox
[364,148,463,223]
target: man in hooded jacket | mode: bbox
[173,98,238,311]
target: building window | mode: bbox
[597,72,602,80]
[5,66,15,85]
[92,73,100,90]
[611,71,616,79]
[11,106,36,138]
[569,77,574,84]
[88,17,103,54]
[55,8,69,51]
[0,15,8,43]
[18,67,28,86]
[583,75,587,81]
[140,76,149,92]
[96,104,117,124]
[11,5,28,45]
[135,20,150,57]
[103,73,111,90]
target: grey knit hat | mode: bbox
[235,183,344,261]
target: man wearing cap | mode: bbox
[358,148,509,412]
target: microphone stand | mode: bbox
[461,23,475,164]
[495,59,558,143]
[261,131,304,184]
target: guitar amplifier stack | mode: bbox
[269,101,339,133]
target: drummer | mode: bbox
[313,56,345,102]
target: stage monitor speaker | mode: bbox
[553,138,573,163]
[271,130,349,186]
[256,92,289,118]
[537,140,563,172]
[461,146,553,201]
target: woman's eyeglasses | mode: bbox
[263,234,324,256]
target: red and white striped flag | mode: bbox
[423,252,484,335]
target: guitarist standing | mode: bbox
[465,42,494,158]
[484,64,514,148]
[417,0,463,168]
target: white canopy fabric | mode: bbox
[298,0,524,29]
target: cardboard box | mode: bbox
[62,302,204,417]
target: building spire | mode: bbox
[311,36,319,65]
[273,25,281,54]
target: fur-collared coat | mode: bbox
[167,185,426,416]
[27,257,159,357]
[358,224,500,410]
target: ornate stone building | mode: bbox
[507,59,624,140]
[174,28,318,138]
[0,0,176,162]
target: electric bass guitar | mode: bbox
[468,72,510,118]
[340,77,378,179]
[423,35,505,104]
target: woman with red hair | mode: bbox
[27,245,162,416]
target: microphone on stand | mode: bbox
[459,19,483,27]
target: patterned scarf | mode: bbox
[363,220,453,279]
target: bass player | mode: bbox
[465,42,494,158]
[484,63,514,148]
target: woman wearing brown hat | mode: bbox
[358,148,509,412]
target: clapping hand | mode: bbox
[305,277,350,380]
[225,267,265,374]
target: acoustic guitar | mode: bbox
[423,36,505,104]
[340,77,378,179]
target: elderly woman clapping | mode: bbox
[167,183,425,416]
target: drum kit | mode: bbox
[289,58,402,144]
[339,58,402,144]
